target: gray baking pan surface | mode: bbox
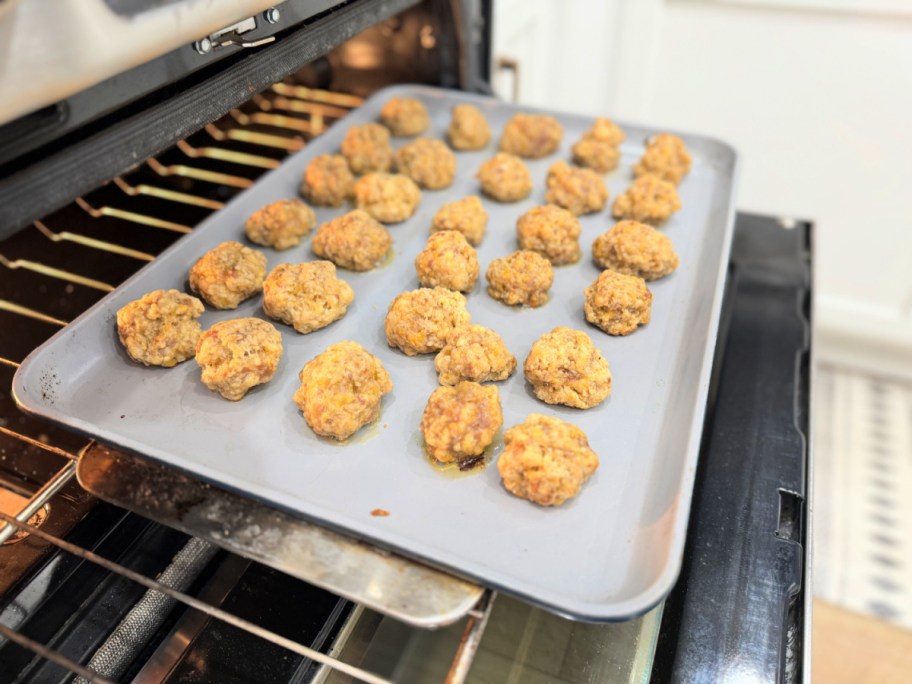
[14,85,738,622]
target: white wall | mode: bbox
[493,0,912,375]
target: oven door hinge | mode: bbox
[192,10,281,55]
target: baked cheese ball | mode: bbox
[195,318,283,401]
[499,113,563,158]
[379,97,430,137]
[385,287,470,356]
[431,196,488,246]
[189,241,267,310]
[523,327,611,409]
[435,324,516,386]
[584,270,653,336]
[592,220,679,280]
[354,172,421,223]
[634,133,692,185]
[395,138,457,190]
[300,154,355,207]
[486,250,554,308]
[571,117,625,174]
[244,199,316,251]
[293,341,393,441]
[498,414,599,507]
[421,381,503,465]
[262,261,354,333]
[414,231,479,292]
[447,104,491,150]
[340,123,393,174]
[611,174,681,225]
[312,210,392,272]
[516,204,581,266]
[117,289,204,367]
[545,160,609,216]
[476,153,532,202]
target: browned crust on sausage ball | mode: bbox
[434,324,516,386]
[477,153,533,203]
[633,133,692,185]
[116,289,204,367]
[584,270,653,336]
[262,261,354,333]
[195,318,283,401]
[385,287,471,356]
[499,113,563,158]
[395,138,457,190]
[379,97,430,137]
[300,154,355,207]
[340,123,393,174]
[415,231,480,292]
[312,210,392,272]
[431,196,488,246]
[523,327,612,409]
[570,118,626,174]
[516,204,582,265]
[354,173,422,224]
[189,241,267,309]
[486,250,554,308]
[448,104,491,150]
[592,220,679,280]
[498,414,599,506]
[244,200,316,251]
[545,161,609,216]
[611,174,681,225]
[420,381,503,464]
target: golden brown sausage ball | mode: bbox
[447,104,491,150]
[189,241,267,310]
[340,123,393,174]
[498,414,599,507]
[499,113,563,158]
[611,174,681,225]
[385,287,471,356]
[414,231,479,292]
[244,199,316,251]
[195,318,283,401]
[354,172,421,224]
[545,160,609,216]
[571,118,626,173]
[634,133,691,185]
[420,382,503,465]
[395,138,457,190]
[379,97,430,137]
[584,270,653,336]
[516,204,581,266]
[486,250,554,308]
[592,220,679,280]
[262,261,354,334]
[476,153,533,203]
[116,289,204,367]
[523,327,611,409]
[311,210,392,272]
[431,196,488,246]
[294,341,393,441]
[300,154,355,207]
[435,324,516,386]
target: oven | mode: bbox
[0,1,812,682]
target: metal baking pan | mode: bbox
[14,85,738,621]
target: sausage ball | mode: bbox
[262,261,354,333]
[634,133,692,185]
[354,172,421,224]
[415,231,479,292]
[435,324,516,386]
[476,153,533,203]
[584,270,653,336]
[300,154,355,207]
[486,250,554,308]
[524,327,611,409]
[244,199,316,251]
[448,104,491,150]
[611,174,681,225]
[499,113,563,158]
[592,220,679,280]
[340,123,393,174]
[189,241,267,310]
[385,287,471,356]
[195,318,283,401]
[545,161,608,216]
[421,382,503,465]
[498,414,599,507]
[431,196,488,246]
[571,118,626,174]
[379,97,430,137]
[395,138,457,190]
[116,289,204,367]
[294,341,393,441]
[312,210,392,271]
[516,204,581,266]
